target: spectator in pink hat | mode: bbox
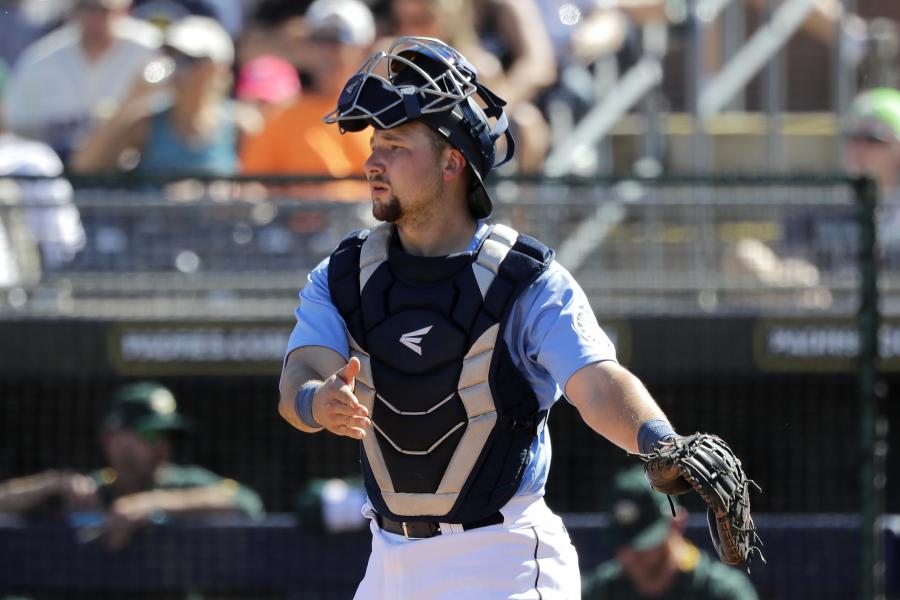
[236,54,301,108]
[240,0,374,180]
[235,53,301,151]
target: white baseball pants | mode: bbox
[353,495,581,600]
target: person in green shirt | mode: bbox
[0,381,263,550]
[582,466,758,600]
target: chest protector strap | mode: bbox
[328,223,553,522]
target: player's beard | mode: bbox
[372,176,444,224]
[372,193,402,223]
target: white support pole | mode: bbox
[698,0,818,118]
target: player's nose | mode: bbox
[364,152,385,177]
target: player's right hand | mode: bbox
[312,357,371,440]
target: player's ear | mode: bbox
[442,148,467,182]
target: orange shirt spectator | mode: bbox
[240,94,370,177]
[239,0,375,201]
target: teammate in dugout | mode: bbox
[278,36,756,599]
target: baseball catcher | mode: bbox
[639,431,764,569]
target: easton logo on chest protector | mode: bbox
[327,223,553,523]
[399,326,433,355]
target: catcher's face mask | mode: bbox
[323,36,515,218]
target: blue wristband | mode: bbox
[637,419,677,454]
[294,382,322,429]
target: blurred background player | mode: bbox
[582,466,758,600]
[3,0,161,164]
[0,381,263,551]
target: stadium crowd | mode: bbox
[0,0,887,177]
[0,0,894,282]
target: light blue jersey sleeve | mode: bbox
[505,260,618,497]
[285,256,348,360]
[504,259,618,410]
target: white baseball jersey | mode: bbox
[4,16,160,157]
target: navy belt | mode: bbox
[375,511,503,539]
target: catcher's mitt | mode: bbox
[640,433,764,568]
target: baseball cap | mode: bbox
[236,55,301,104]
[164,15,234,65]
[103,382,191,435]
[602,466,676,551]
[305,0,375,47]
[842,88,900,143]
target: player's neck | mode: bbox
[395,212,478,257]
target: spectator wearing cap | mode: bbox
[842,87,900,262]
[0,56,85,290]
[582,466,757,600]
[71,15,247,175]
[235,54,301,152]
[4,0,161,163]
[0,381,263,551]
[744,86,900,279]
[239,0,374,182]
[843,87,900,193]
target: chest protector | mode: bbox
[328,223,553,523]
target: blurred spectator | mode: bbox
[843,87,900,194]
[842,87,900,257]
[3,0,161,163]
[0,381,263,551]
[235,54,302,147]
[0,57,85,291]
[239,0,374,179]
[70,15,244,175]
[236,54,302,111]
[718,87,900,305]
[387,0,556,173]
[582,466,758,600]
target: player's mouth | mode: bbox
[370,182,390,196]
